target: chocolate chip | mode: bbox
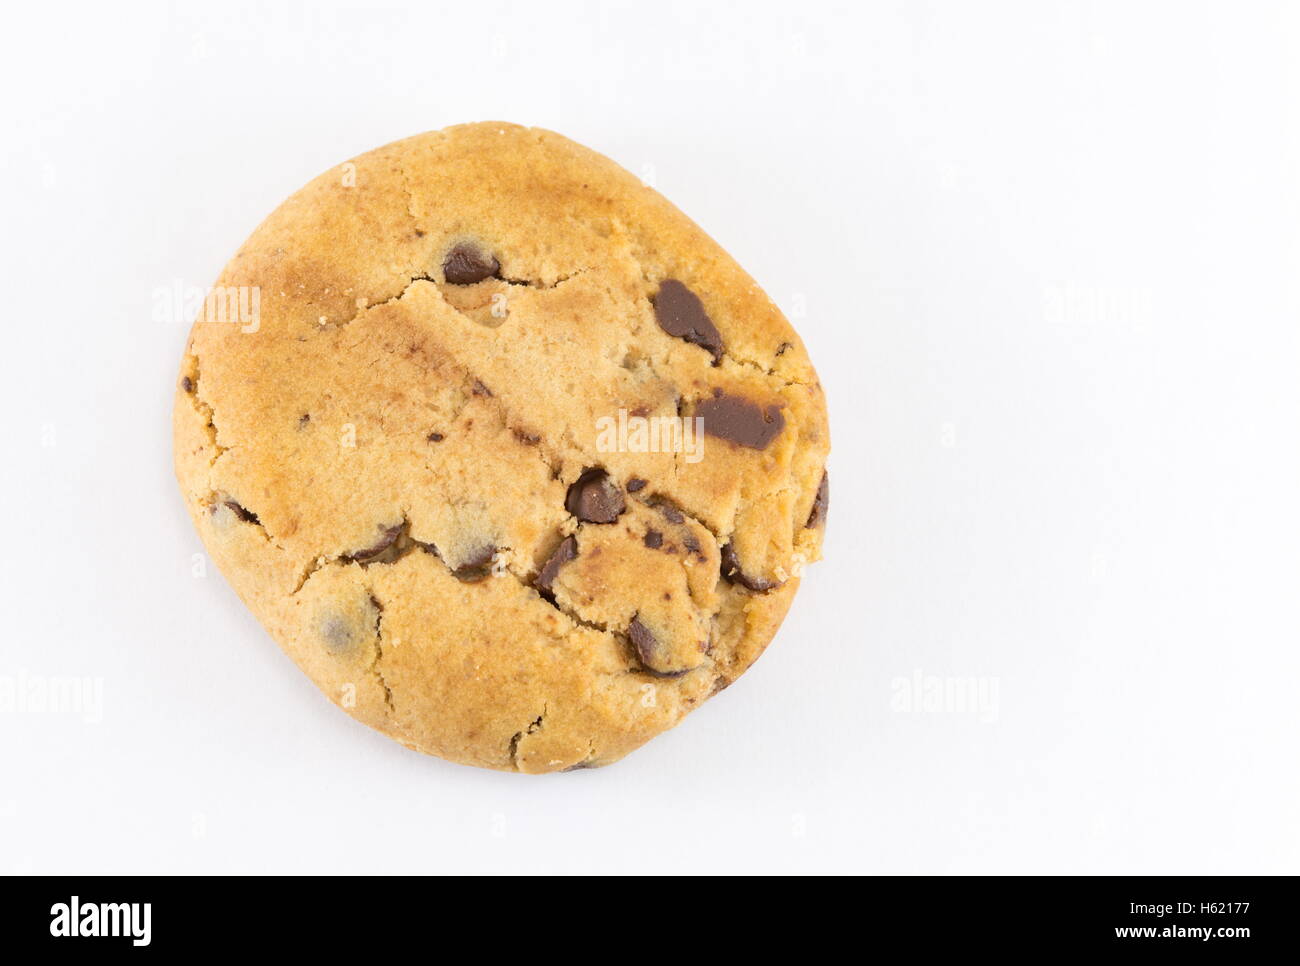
[452,544,496,581]
[472,379,492,397]
[180,376,193,393]
[298,413,311,428]
[535,535,577,595]
[626,616,687,677]
[653,502,684,525]
[347,523,403,563]
[626,477,647,493]
[720,542,779,592]
[696,392,785,449]
[565,468,625,524]
[652,279,723,363]
[806,471,829,529]
[643,529,663,549]
[443,243,499,284]
[427,431,444,442]
[320,616,353,653]
[683,534,701,555]
[222,500,259,525]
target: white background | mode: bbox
[1,0,1296,875]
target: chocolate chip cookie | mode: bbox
[173,122,830,773]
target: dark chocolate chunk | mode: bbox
[443,243,499,285]
[643,529,663,549]
[565,468,625,524]
[720,542,780,592]
[652,279,723,363]
[348,523,403,563]
[696,391,785,450]
[806,471,829,529]
[626,477,647,493]
[628,616,658,666]
[180,376,193,393]
[452,544,496,582]
[427,431,444,442]
[535,535,578,595]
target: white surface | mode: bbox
[0,0,1296,875]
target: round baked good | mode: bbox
[173,122,830,772]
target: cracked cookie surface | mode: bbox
[173,122,830,773]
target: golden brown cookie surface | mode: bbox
[173,122,829,772]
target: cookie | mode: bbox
[173,122,830,773]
